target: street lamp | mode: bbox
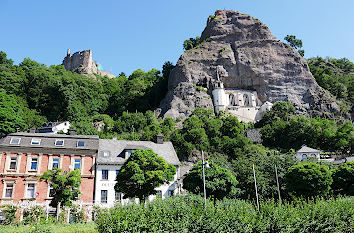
[201,150,209,207]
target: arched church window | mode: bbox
[229,94,236,106]
[243,94,249,106]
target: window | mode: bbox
[4,183,14,198]
[77,141,85,147]
[156,190,162,198]
[9,157,17,170]
[102,170,108,180]
[115,191,122,201]
[116,169,120,177]
[49,186,55,198]
[74,159,81,170]
[30,157,38,171]
[31,138,41,145]
[301,154,307,160]
[103,151,110,157]
[26,184,35,198]
[168,190,174,197]
[10,137,21,145]
[55,140,64,146]
[118,149,133,158]
[101,190,108,203]
[52,158,60,169]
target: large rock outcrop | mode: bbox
[160,10,340,120]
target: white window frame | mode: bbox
[103,151,110,157]
[9,157,17,170]
[3,182,15,199]
[25,183,36,199]
[55,140,64,146]
[47,185,54,198]
[77,141,85,147]
[102,170,109,180]
[52,158,60,169]
[10,137,21,145]
[30,157,38,171]
[101,190,108,203]
[31,138,41,145]
[74,158,81,170]
[115,191,122,201]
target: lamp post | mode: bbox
[201,150,209,208]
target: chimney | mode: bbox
[156,133,164,144]
[29,128,36,133]
[69,129,76,135]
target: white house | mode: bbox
[296,145,320,161]
[95,135,181,207]
[36,121,71,134]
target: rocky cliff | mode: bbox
[160,10,340,120]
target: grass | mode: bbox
[0,222,97,233]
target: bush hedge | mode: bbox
[95,195,354,233]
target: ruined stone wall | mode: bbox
[62,50,98,74]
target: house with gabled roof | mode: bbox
[95,135,181,206]
[296,145,320,161]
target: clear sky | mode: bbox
[1,0,353,76]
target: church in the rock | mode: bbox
[212,70,272,122]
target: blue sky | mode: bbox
[1,0,353,76]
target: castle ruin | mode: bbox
[62,49,115,78]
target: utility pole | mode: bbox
[253,164,260,211]
[275,164,281,203]
[202,150,207,207]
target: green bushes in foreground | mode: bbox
[95,195,354,233]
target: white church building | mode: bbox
[212,69,272,122]
[95,136,181,207]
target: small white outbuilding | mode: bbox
[296,145,320,161]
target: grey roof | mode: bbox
[98,139,180,166]
[297,145,320,153]
[0,132,99,150]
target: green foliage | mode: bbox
[285,163,333,198]
[261,114,354,153]
[255,101,295,127]
[22,206,47,225]
[308,56,354,106]
[95,195,354,233]
[183,36,202,51]
[183,161,239,199]
[0,205,18,225]
[40,168,82,207]
[0,92,27,134]
[331,162,354,195]
[114,149,176,201]
[0,51,14,66]
[284,35,304,56]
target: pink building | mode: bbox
[0,132,98,204]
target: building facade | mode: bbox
[0,132,98,204]
[95,137,181,207]
[296,145,321,161]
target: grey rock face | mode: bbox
[160,10,340,120]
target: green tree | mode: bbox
[256,101,295,127]
[162,61,175,79]
[40,168,82,208]
[284,35,304,56]
[285,163,332,198]
[114,149,176,201]
[0,92,27,134]
[183,36,201,51]
[331,162,354,195]
[183,161,239,199]
[0,51,14,66]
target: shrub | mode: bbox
[285,163,333,198]
[95,195,354,233]
[331,162,354,195]
[0,205,18,225]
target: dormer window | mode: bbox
[77,141,85,147]
[10,138,21,145]
[31,138,41,145]
[103,151,110,157]
[55,140,64,146]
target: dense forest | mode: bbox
[0,50,353,199]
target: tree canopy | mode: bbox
[114,149,176,201]
[285,163,333,198]
[284,35,304,56]
[40,168,82,207]
[183,160,239,199]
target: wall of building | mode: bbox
[62,50,98,74]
